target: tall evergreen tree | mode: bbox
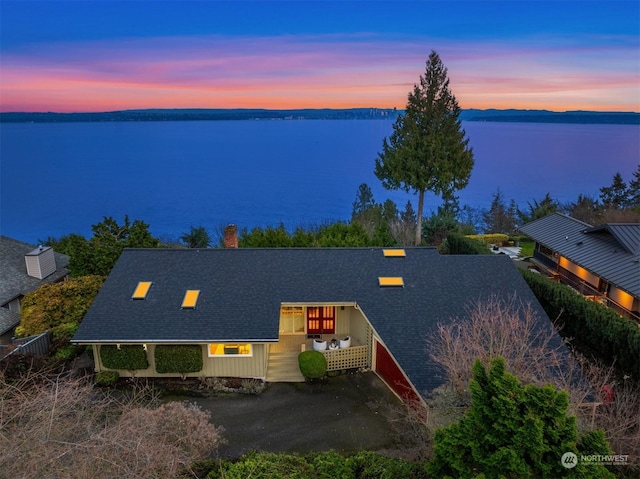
[599,172,629,209]
[375,50,474,245]
[626,164,640,208]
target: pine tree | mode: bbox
[375,50,474,246]
[428,358,615,479]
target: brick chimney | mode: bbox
[223,224,238,248]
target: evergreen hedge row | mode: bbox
[464,233,509,245]
[100,345,149,370]
[445,233,491,255]
[195,450,428,479]
[521,270,640,378]
[155,345,203,374]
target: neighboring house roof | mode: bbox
[0,308,21,336]
[519,213,640,298]
[0,236,70,332]
[73,247,553,394]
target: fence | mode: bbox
[321,345,369,371]
[0,330,51,361]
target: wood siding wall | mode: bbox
[94,343,268,379]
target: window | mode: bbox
[208,344,252,357]
[279,306,305,334]
[307,306,335,334]
[378,277,404,287]
[182,290,200,309]
[132,281,152,299]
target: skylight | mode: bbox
[182,290,200,309]
[378,277,404,287]
[131,281,152,299]
[383,249,406,257]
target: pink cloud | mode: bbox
[1,33,637,112]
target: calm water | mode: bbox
[1,120,638,243]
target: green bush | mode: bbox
[96,370,119,386]
[465,233,509,245]
[202,451,427,479]
[298,350,327,380]
[444,232,491,255]
[522,270,640,378]
[100,345,149,370]
[427,358,614,479]
[155,345,203,374]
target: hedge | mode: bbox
[521,270,640,378]
[465,233,509,245]
[200,451,428,479]
[155,345,203,374]
[445,233,491,255]
[100,345,149,370]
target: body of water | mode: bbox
[1,120,638,244]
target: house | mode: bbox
[72,243,554,404]
[519,213,640,321]
[0,236,70,342]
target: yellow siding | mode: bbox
[96,343,268,379]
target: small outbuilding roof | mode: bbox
[74,247,554,394]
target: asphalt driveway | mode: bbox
[188,372,408,459]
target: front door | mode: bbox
[306,306,335,334]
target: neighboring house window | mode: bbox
[307,306,335,334]
[208,344,252,357]
[279,306,305,334]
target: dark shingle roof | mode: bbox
[73,247,554,393]
[519,214,640,298]
[0,236,70,306]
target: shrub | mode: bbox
[427,358,614,479]
[96,370,119,386]
[444,232,490,255]
[465,233,509,245]
[298,350,327,380]
[100,345,149,370]
[155,345,203,375]
[203,451,427,479]
[522,269,640,379]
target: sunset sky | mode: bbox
[1,1,638,113]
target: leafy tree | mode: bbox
[482,188,516,234]
[46,215,159,276]
[428,357,614,479]
[16,275,105,357]
[316,222,371,247]
[599,172,629,209]
[375,50,474,246]
[520,193,560,224]
[44,233,92,276]
[422,211,459,246]
[180,225,211,248]
[565,194,601,224]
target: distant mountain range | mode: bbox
[1,108,638,124]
